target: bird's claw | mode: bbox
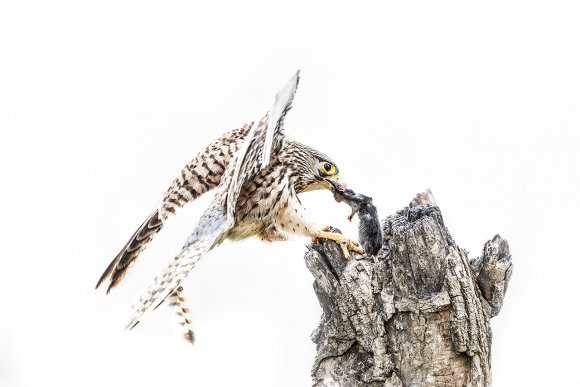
[338,238,364,258]
[313,229,365,259]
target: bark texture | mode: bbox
[305,190,512,387]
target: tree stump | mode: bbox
[305,190,512,387]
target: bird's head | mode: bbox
[289,141,342,193]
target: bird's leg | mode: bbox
[313,228,365,258]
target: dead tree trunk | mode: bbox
[305,190,512,387]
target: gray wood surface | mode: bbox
[306,190,512,387]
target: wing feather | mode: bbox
[96,125,252,292]
[261,70,300,167]
[227,71,300,216]
[127,204,232,329]
[125,70,301,328]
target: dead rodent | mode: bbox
[329,181,383,256]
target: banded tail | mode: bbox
[96,210,164,293]
[126,205,231,329]
[168,286,195,344]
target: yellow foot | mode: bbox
[313,229,365,258]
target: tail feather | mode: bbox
[96,210,164,292]
[169,286,195,345]
[126,239,210,329]
[126,205,230,329]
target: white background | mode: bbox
[1,1,579,386]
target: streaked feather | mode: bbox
[96,125,251,292]
[261,70,300,168]
[96,210,163,292]
[227,71,300,217]
[127,204,232,329]
[168,286,195,345]
[114,71,309,334]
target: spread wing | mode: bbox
[126,71,301,328]
[126,202,232,329]
[96,124,253,293]
[227,70,300,217]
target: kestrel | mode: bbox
[96,71,362,339]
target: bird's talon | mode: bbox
[314,230,364,258]
[339,241,351,258]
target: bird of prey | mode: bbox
[96,71,363,336]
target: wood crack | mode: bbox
[305,190,512,387]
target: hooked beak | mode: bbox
[326,178,346,194]
[323,175,342,191]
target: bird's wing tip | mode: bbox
[275,71,301,100]
[95,265,113,291]
[95,276,112,293]
[126,320,140,331]
[294,69,301,83]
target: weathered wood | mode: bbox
[306,190,512,387]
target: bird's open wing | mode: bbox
[99,69,298,292]
[125,71,301,328]
[96,125,253,292]
[127,203,232,329]
[227,70,300,217]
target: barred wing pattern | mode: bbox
[96,125,252,292]
[227,71,300,216]
[127,203,232,328]
[126,71,301,328]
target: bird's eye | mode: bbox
[320,161,336,175]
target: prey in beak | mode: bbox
[329,181,373,221]
[329,180,383,257]
[321,174,341,192]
